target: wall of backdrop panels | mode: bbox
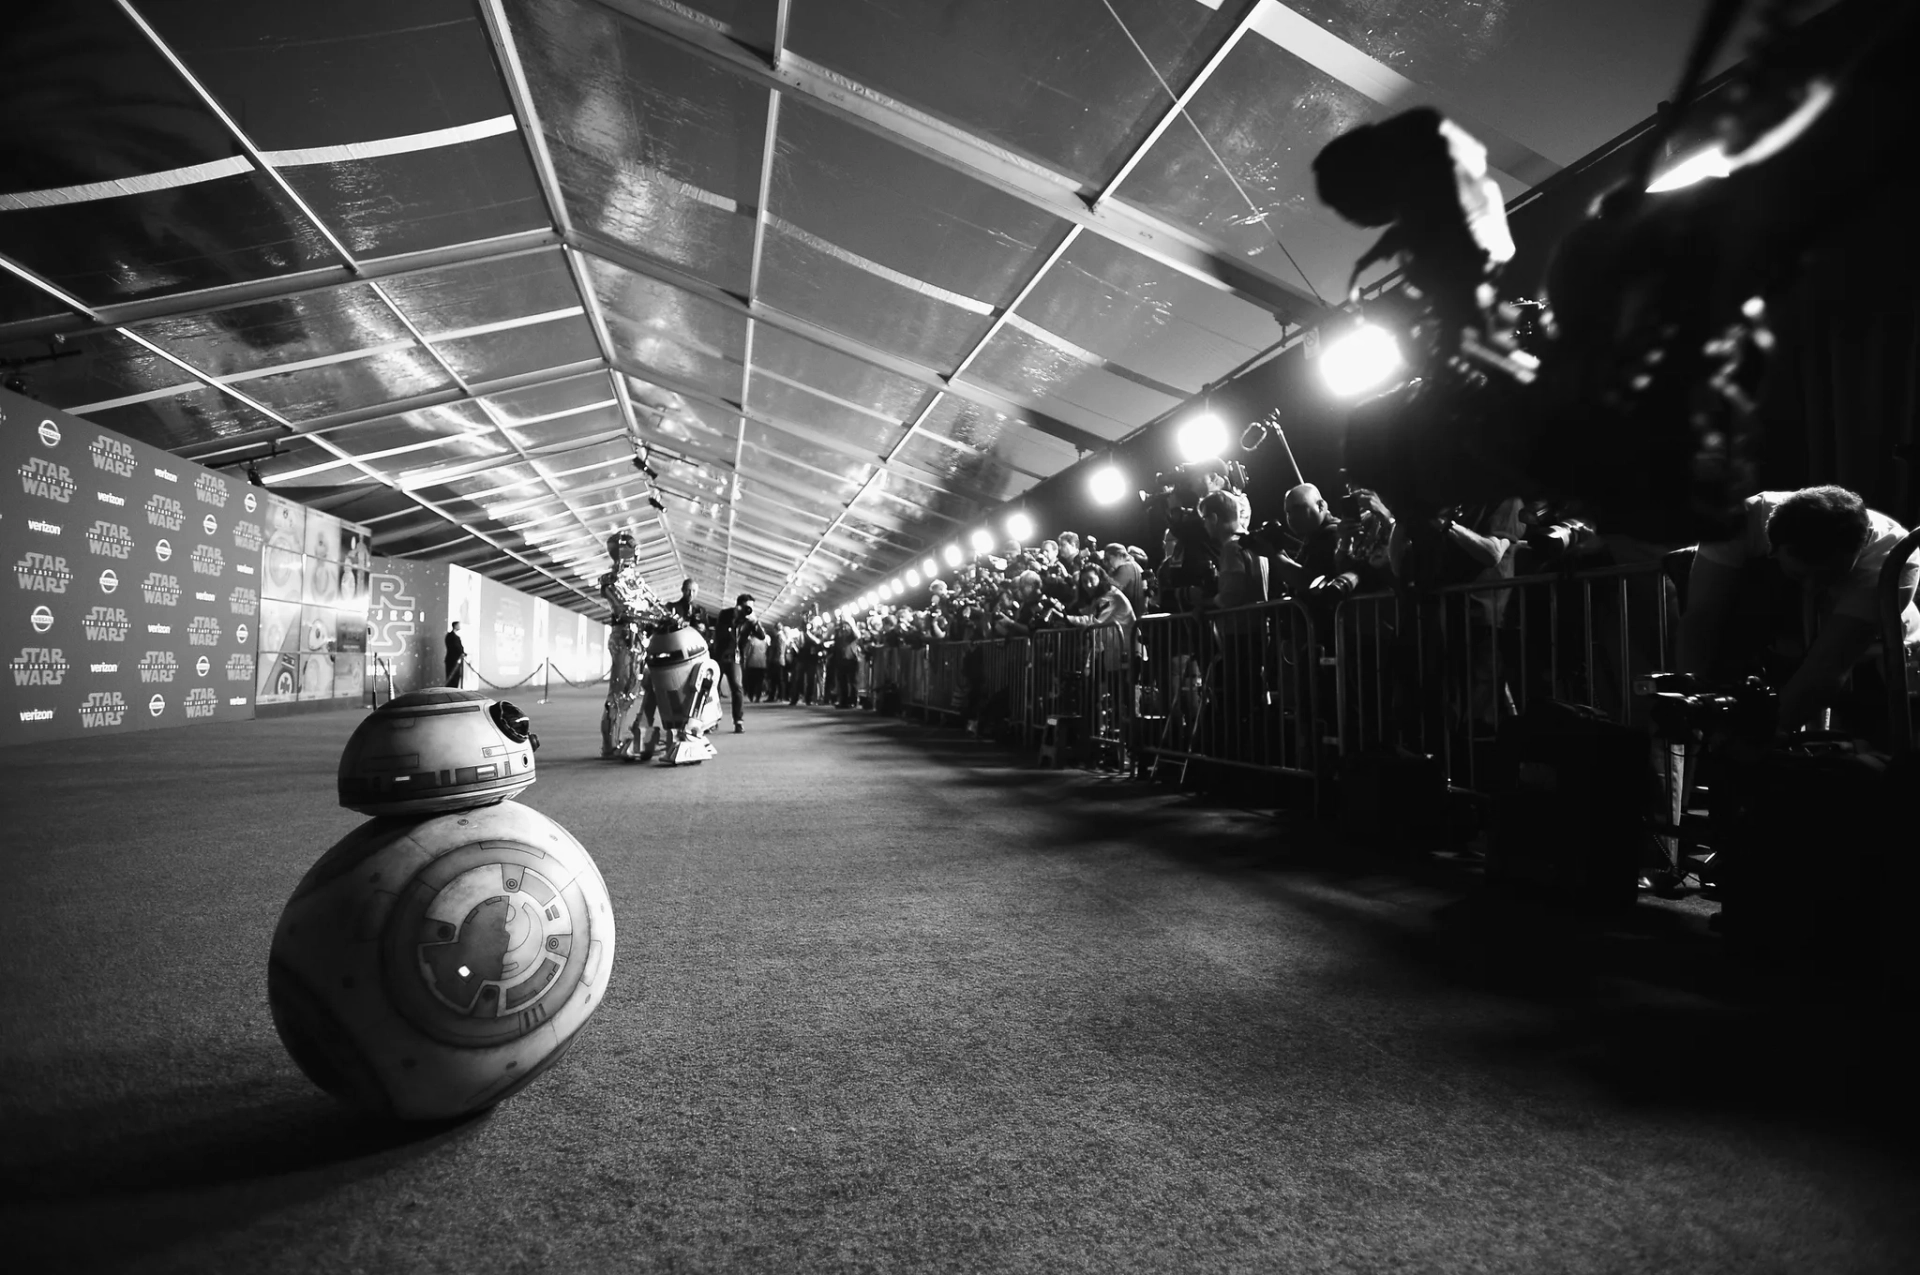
[2,387,260,746]
[253,490,371,710]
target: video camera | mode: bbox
[1634,672,1778,742]
[1143,457,1250,504]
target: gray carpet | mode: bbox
[1,688,1915,1274]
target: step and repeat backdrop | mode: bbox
[3,387,262,746]
[5,388,610,746]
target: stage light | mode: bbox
[905,569,921,588]
[921,557,938,578]
[1320,324,1404,398]
[1089,464,1127,505]
[1005,511,1034,543]
[969,529,995,554]
[943,543,964,568]
[1648,145,1731,193]
[1176,412,1229,462]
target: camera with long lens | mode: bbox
[1143,457,1250,502]
[1634,672,1777,741]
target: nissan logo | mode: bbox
[148,694,166,718]
[155,538,172,561]
[30,605,54,633]
[100,568,118,593]
[38,419,61,447]
[203,514,217,535]
[244,492,258,512]
[236,623,250,645]
[196,656,210,677]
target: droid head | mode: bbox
[646,623,709,669]
[606,530,636,563]
[338,688,539,816]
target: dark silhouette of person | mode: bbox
[445,621,465,687]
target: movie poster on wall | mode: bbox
[297,603,336,700]
[366,555,450,696]
[256,598,302,703]
[1,388,256,745]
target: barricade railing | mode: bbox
[1029,625,1130,755]
[1133,599,1322,789]
[1330,561,1677,795]
[978,637,1036,736]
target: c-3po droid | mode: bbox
[643,621,723,765]
[598,531,669,760]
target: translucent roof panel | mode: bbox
[0,272,65,326]
[1106,33,1400,307]
[747,326,933,424]
[963,326,1178,443]
[914,394,1081,478]
[278,136,549,260]
[130,283,416,379]
[740,422,876,483]
[759,102,1069,367]
[381,249,581,336]
[511,0,764,294]
[589,258,746,393]
[487,372,619,425]
[787,0,1251,187]
[747,378,902,458]
[743,451,865,506]
[137,0,514,153]
[229,345,455,422]
[0,173,340,309]
[1013,232,1280,397]
[89,384,289,454]
[431,314,602,385]
[503,403,626,451]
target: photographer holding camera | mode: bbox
[1678,485,1918,746]
[712,593,765,734]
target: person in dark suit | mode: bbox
[444,621,465,687]
[711,593,765,733]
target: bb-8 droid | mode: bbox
[268,689,615,1120]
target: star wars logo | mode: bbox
[142,572,181,607]
[10,646,67,687]
[89,435,137,479]
[86,520,133,559]
[231,519,263,555]
[225,652,253,683]
[190,544,224,577]
[187,616,221,647]
[18,457,75,504]
[228,585,257,617]
[145,494,184,532]
[13,552,70,594]
[138,650,178,684]
[83,606,130,642]
[185,687,217,718]
[78,690,127,729]
[194,473,228,507]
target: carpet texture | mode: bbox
[1,689,1915,1274]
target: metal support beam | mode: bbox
[572,231,1114,454]
[587,0,1320,323]
[723,83,784,603]
[478,0,688,589]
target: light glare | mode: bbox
[969,529,995,554]
[1647,146,1731,193]
[1005,511,1034,543]
[1176,413,1229,463]
[1320,324,1405,398]
[942,543,964,568]
[906,569,922,587]
[1089,464,1127,506]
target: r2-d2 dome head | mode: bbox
[338,688,539,816]
[607,530,636,562]
[646,622,708,670]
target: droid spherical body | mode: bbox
[646,622,722,765]
[338,688,537,816]
[268,800,616,1120]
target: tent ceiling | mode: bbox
[1,0,1724,618]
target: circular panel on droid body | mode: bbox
[267,800,616,1120]
[338,688,538,817]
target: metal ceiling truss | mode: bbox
[722,73,785,603]
[478,0,687,592]
[585,0,1320,321]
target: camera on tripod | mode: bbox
[1634,672,1777,741]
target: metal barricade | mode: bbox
[975,638,1034,736]
[1330,562,1677,796]
[1027,625,1132,760]
[1132,599,1322,789]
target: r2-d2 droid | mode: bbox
[644,621,723,765]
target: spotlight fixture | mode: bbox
[942,543,964,568]
[1005,511,1034,543]
[1320,324,1405,398]
[647,496,666,511]
[905,569,922,588]
[245,461,265,488]
[1089,463,1127,506]
[968,529,994,555]
[921,557,938,578]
